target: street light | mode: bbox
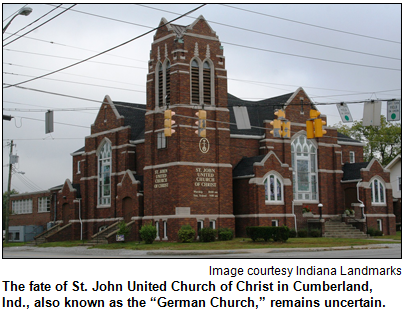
[3,7,33,33]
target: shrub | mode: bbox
[218,228,233,241]
[297,229,308,238]
[309,229,321,237]
[367,228,376,236]
[246,226,289,242]
[289,229,297,238]
[199,227,216,242]
[178,224,195,243]
[273,226,290,242]
[139,223,157,244]
[374,230,383,236]
[116,221,130,237]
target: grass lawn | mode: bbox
[4,232,400,250]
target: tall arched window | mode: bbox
[165,60,171,105]
[98,141,112,205]
[191,59,200,104]
[264,173,283,203]
[291,135,318,201]
[203,61,211,105]
[155,60,171,108]
[370,178,385,204]
[156,62,163,107]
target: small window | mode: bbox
[377,219,382,231]
[157,132,167,149]
[209,220,216,229]
[38,197,50,213]
[349,151,355,163]
[197,220,204,233]
[14,232,20,241]
[271,220,279,227]
[264,174,283,203]
[369,178,386,204]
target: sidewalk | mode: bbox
[3,240,399,258]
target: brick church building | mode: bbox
[8,16,396,242]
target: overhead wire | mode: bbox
[220,4,401,44]
[136,4,400,61]
[3,4,77,48]
[3,4,207,89]
[3,48,148,70]
[3,4,63,42]
[3,83,401,145]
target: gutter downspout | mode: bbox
[292,201,297,235]
[78,199,82,240]
[357,181,366,231]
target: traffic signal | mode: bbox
[195,110,207,137]
[306,109,326,138]
[164,109,175,137]
[306,120,314,139]
[270,109,290,138]
[282,121,291,138]
[270,119,281,138]
[314,118,327,137]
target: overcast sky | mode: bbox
[2,3,401,194]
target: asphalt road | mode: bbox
[2,243,401,258]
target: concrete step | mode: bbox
[324,221,368,239]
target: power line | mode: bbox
[3,4,206,88]
[3,48,148,70]
[3,4,77,47]
[3,4,63,43]
[222,41,400,72]
[46,3,155,30]
[220,4,401,44]
[137,4,400,61]
[3,72,145,93]
[3,62,145,87]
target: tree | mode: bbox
[2,189,18,229]
[334,115,401,166]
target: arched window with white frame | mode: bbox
[264,173,283,203]
[291,134,318,201]
[369,177,386,204]
[98,140,112,206]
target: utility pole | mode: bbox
[5,140,14,243]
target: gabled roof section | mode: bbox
[342,162,369,181]
[233,155,266,178]
[385,154,401,170]
[337,132,364,145]
[113,101,146,141]
[228,92,293,136]
[186,15,216,36]
[285,87,315,108]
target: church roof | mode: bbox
[342,162,370,181]
[228,93,293,136]
[233,155,266,178]
[113,101,146,141]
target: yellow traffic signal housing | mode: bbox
[310,109,320,119]
[274,109,286,119]
[164,109,175,137]
[195,110,207,137]
[314,118,327,137]
[306,120,315,139]
[270,119,281,138]
[282,121,291,138]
